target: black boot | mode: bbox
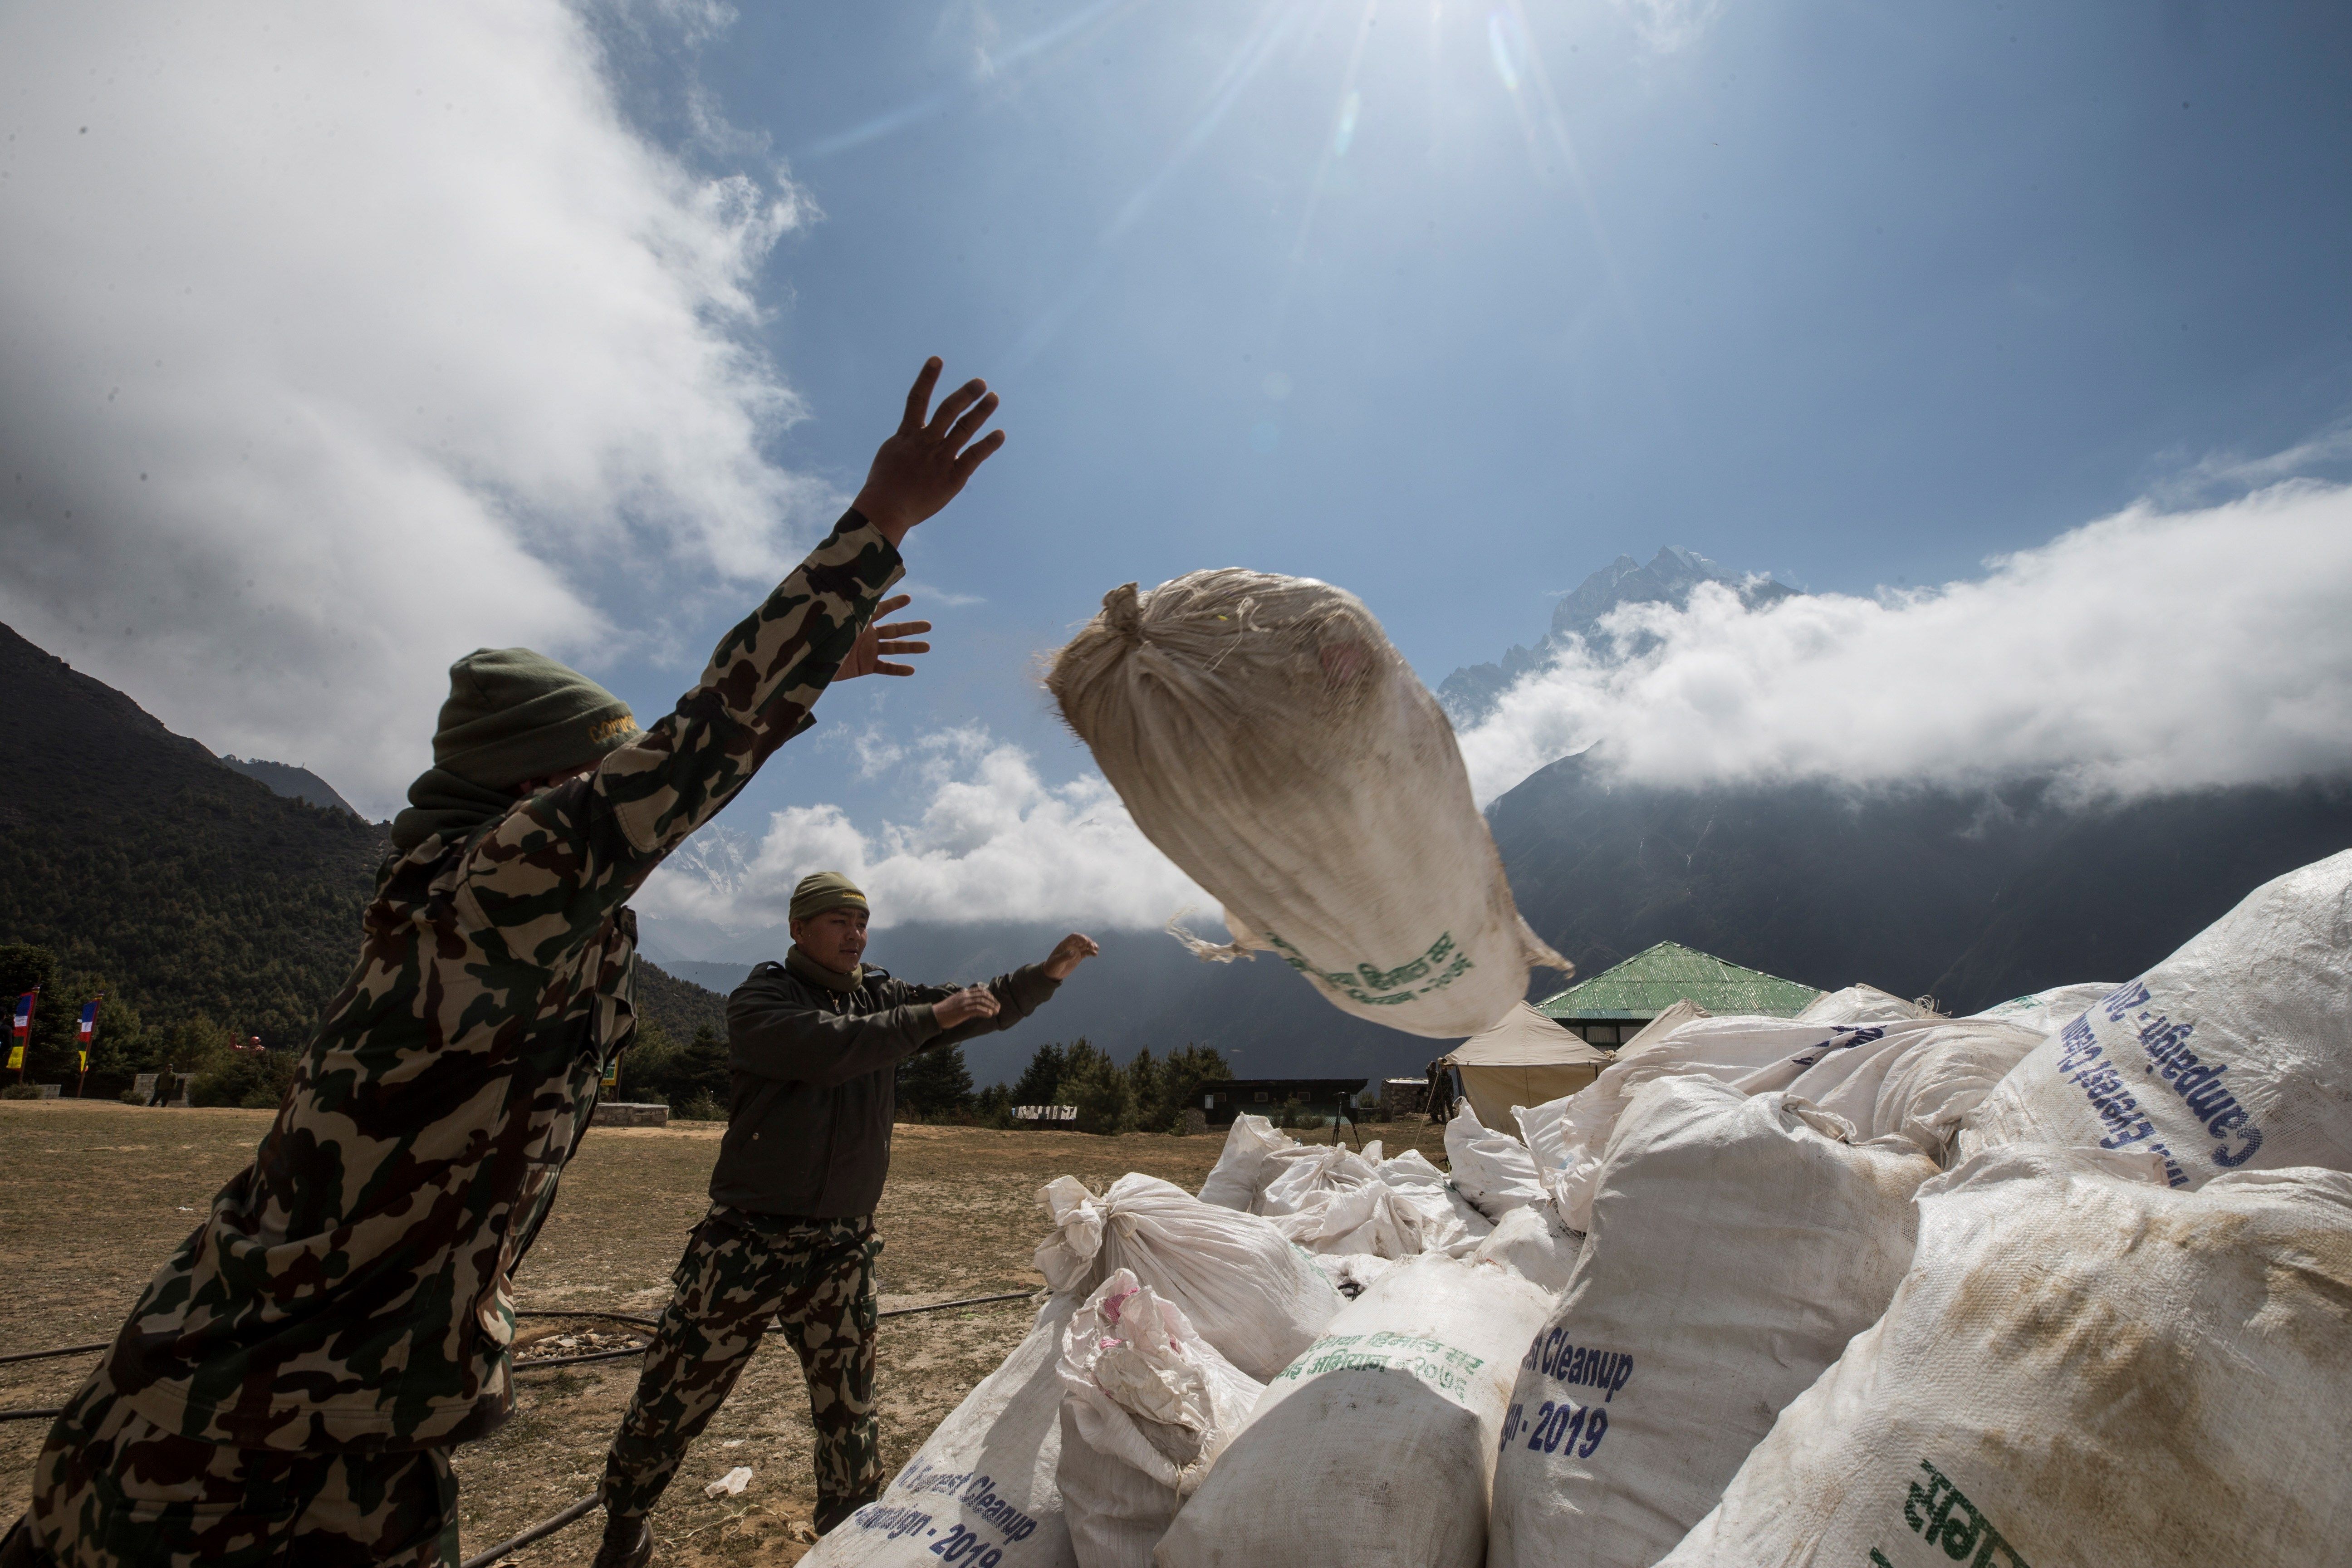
[813,1491,879,1537]
[590,1515,653,1568]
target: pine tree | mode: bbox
[613,1018,682,1105]
[1059,1038,1135,1135]
[900,1043,975,1120]
[1125,1047,1166,1130]
[1158,1044,1231,1130]
[1011,1042,1068,1108]
[974,1082,1014,1128]
[672,1024,732,1119]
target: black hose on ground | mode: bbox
[0,1408,61,1424]
[0,1341,109,1367]
[456,1492,601,1568]
[0,1292,1039,1378]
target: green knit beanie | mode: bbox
[790,871,869,922]
[431,647,641,791]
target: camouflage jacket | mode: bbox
[105,512,903,1451]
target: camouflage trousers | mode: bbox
[601,1208,880,1533]
[1,1359,456,1568]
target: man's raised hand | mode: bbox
[838,595,932,680]
[932,984,1002,1031]
[1043,934,1100,981]
[853,357,1005,547]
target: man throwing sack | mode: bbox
[592,874,1095,1565]
[3,359,1000,1568]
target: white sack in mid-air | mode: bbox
[1047,569,1567,1037]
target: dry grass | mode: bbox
[0,1103,1442,1565]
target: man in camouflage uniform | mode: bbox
[0,359,1005,1568]
[591,873,1096,1566]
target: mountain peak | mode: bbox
[1436,547,1798,725]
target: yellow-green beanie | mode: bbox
[431,647,640,791]
[790,871,869,922]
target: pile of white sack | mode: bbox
[809,849,2352,1568]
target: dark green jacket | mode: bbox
[714,959,1058,1216]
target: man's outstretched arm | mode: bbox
[470,359,1004,906]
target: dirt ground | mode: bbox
[0,1103,1444,1565]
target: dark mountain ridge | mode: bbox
[0,620,722,1060]
[1488,748,2352,1014]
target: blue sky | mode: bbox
[4,0,2349,941]
[649,0,2352,813]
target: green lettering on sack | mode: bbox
[1264,929,1466,999]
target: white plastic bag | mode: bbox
[1057,1271,1264,1568]
[1730,1017,2045,1163]
[1194,1115,1295,1211]
[1530,1015,1856,1230]
[1659,1146,2352,1568]
[810,1296,1078,1568]
[1047,570,1567,1038]
[1467,1204,1583,1294]
[1963,848,2352,1187]
[1964,980,2116,1036]
[1153,1254,1555,1568]
[1253,1144,1427,1257]
[1307,1252,1401,1299]
[1488,1078,1936,1568]
[1442,1102,1546,1220]
[1034,1174,1343,1381]
[1796,983,1932,1024]
[1372,1148,1491,1256]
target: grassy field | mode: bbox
[0,1102,1444,1566]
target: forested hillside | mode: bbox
[0,622,388,1056]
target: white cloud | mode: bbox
[1603,0,1725,54]
[635,729,1207,931]
[1454,481,2352,803]
[0,2,829,816]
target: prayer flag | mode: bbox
[6,988,31,1072]
[78,997,100,1072]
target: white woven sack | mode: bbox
[1307,1251,1401,1300]
[1468,1203,1583,1294]
[1964,980,2117,1036]
[1529,1015,1863,1231]
[810,1295,1078,1568]
[1730,1018,2045,1164]
[1658,1146,2352,1568]
[1443,1102,1546,1220]
[1372,1148,1492,1256]
[1488,1079,1936,1568]
[1194,1115,1295,1210]
[1047,570,1567,1037]
[1252,1144,1427,1257]
[1057,1271,1264,1568]
[1034,1174,1343,1381]
[1962,848,2352,1188]
[1153,1254,1555,1568]
[1797,983,1933,1024]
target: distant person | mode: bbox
[1,359,1004,1568]
[588,872,1096,1567]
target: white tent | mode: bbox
[1432,1003,1612,1132]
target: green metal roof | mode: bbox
[1535,941,1821,1022]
